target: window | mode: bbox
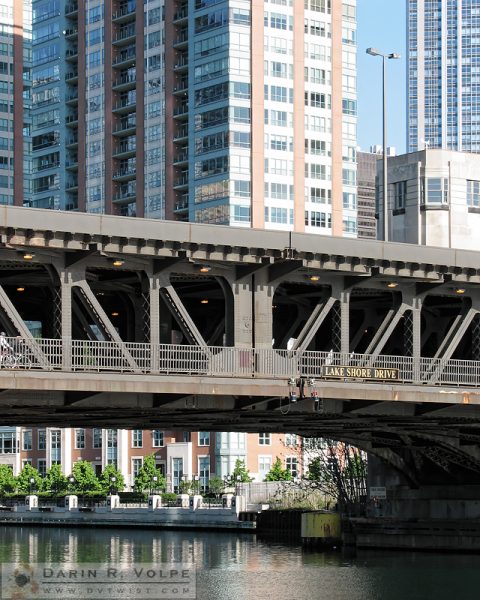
[286,457,298,479]
[199,457,210,492]
[106,429,117,466]
[233,180,250,197]
[38,429,46,450]
[132,430,143,448]
[93,428,102,449]
[22,429,32,451]
[285,434,298,447]
[423,177,449,205]
[467,180,480,207]
[310,187,331,204]
[0,431,17,454]
[259,456,272,480]
[172,457,183,492]
[75,428,85,450]
[51,429,61,463]
[259,433,271,445]
[37,459,47,477]
[153,430,164,447]
[132,458,143,479]
[199,432,210,446]
[394,181,407,210]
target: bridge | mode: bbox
[2,206,480,486]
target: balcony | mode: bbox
[173,55,188,73]
[173,173,189,189]
[112,166,136,182]
[173,125,188,141]
[112,2,136,24]
[173,31,188,48]
[66,136,78,149]
[173,102,188,119]
[112,72,137,91]
[65,70,78,84]
[113,118,136,137]
[113,25,136,45]
[173,7,188,23]
[65,28,78,39]
[113,140,136,158]
[66,91,78,105]
[112,97,137,115]
[66,178,79,191]
[113,46,136,69]
[66,47,78,62]
[32,162,60,174]
[173,77,188,94]
[66,157,78,171]
[174,195,189,212]
[173,149,188,165]
[65,2,78,17]
[113,188,137,205]
[66,114,78,127]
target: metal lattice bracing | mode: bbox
[331,300,341,353]
[141,292,150,343]
[52,287,62,339]
[404,310,414,357]
[473,315,480,360]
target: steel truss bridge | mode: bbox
[2,206,480,485]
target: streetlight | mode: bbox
[29,477,35,494]
[110,476,117,495]
[366,47,401,241]
[151,475,158,494]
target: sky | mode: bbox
[357,0,407,153]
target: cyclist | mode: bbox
[0,332,12,366]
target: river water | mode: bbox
[0,526,478,600]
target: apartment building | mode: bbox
[24,0,358,235]
[2,427,304,492]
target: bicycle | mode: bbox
[3,352,33,369]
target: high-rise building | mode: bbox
[356,150,378,239]
[26,0,357,236]
[407,0,480,153]
[0,1,31,207]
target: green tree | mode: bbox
[99,464,125,495]
[71,460,100,496]
[134,455,165,494]
[16,463,42,493]
[0,465,16,495]
[42,463,68,496]
[231,458,254,483]
[207,475,224,498]
[265,457,292,481]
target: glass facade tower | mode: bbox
[408,0,480,153]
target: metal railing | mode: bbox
[1,337,480,388]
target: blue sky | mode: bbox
[357,0,407,153]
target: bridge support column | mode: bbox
[340,290,350,355]
[232,279,253,348]
[149,275,161,372]
[253,271,274,348]
[60,269,73,369]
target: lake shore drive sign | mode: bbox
[321,365,400,382]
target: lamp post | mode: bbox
[29,477,35,495]
[110,476,116,496]
[152,475,158,494]
[366,48,401,241]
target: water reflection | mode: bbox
[0,527,479,600]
